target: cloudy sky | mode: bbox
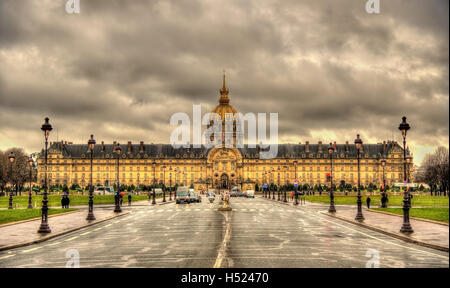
[0,0,448,165]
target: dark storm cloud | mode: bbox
[0,0,448,164]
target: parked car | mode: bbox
[193,193,202,203]
[176,186,190,204]
[206,191,216,197]
[189,192,201,203]
[153,188,163,196]
[245,190,255,198]
[94,186,115,195]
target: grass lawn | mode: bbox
[371,208,449,223]
[0,194,152,208]
[0,208,77,225]
[304,195,449,206]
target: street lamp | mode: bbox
[354,134,364,221]
[152,161,156,205]
[399,116,413,233]
[8,152,15,210]
[294,160,298,205]
[283,165,288,202]
[381,157,387,208]
[86,134,96,220]
[277,166,281,201]
[114,143,122,213]
[168,168,173,201]
[38,117,52,233]
[263,171,267,198]
[328,143,336,213]
[270,168,275,200]
[162,165,166,202]
[27,156,34,209]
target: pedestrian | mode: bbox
[120,195,123,206]
[61,195,65,208]
[128,193,132,206]
[291,191,294,201]
[366,195,371,209]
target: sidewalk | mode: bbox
[0,209,128,251]
[0,199,174,251]
[0,197,173,210]
[322,208,449,252]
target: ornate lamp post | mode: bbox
[270,168,275,200]
[277,167,281,201]
[328,143,336,213]
[114,143,122,213]
[38,117,52,233]
[354,134,365,221]
[381,157,387,208]
[283,165,288,202]
[8,152,15,210]
[86,135,96,220]
[162,165,166,202]
[168,168,173,201]
[263,171,267,198]
[152,161,157,205]
[27,156,33,209]
[294,160,298,205]
[399,116,413,233]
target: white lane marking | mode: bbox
[65,236,79,241]
[21,247,42,253]
[103,224,112,227]
[80,231,92,236]
[0,254,15,260]
[167,209,173,212]
[45,241,62,247]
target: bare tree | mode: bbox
[421,147,449,196]
[2,148,34,196]
[0,150,7,195]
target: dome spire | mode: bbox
[219,70,229,104]
[222,70,227,90]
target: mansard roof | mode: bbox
[42,140,408,160]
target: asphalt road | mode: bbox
[0,197,448,268]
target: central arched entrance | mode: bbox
[220,174,229,189]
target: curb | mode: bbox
[258,196,305,206]
[368,209,449,226]
[320,211,449,252]
[0,211,130,252]
[0,209,80,228]
[157,200,175,206]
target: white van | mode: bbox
[245,190,255,198]
[94,186,115,195]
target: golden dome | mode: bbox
[211,72,237,121]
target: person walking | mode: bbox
[366,195,371,209]
[128,193,132,206]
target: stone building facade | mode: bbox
[37,76,413,191]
